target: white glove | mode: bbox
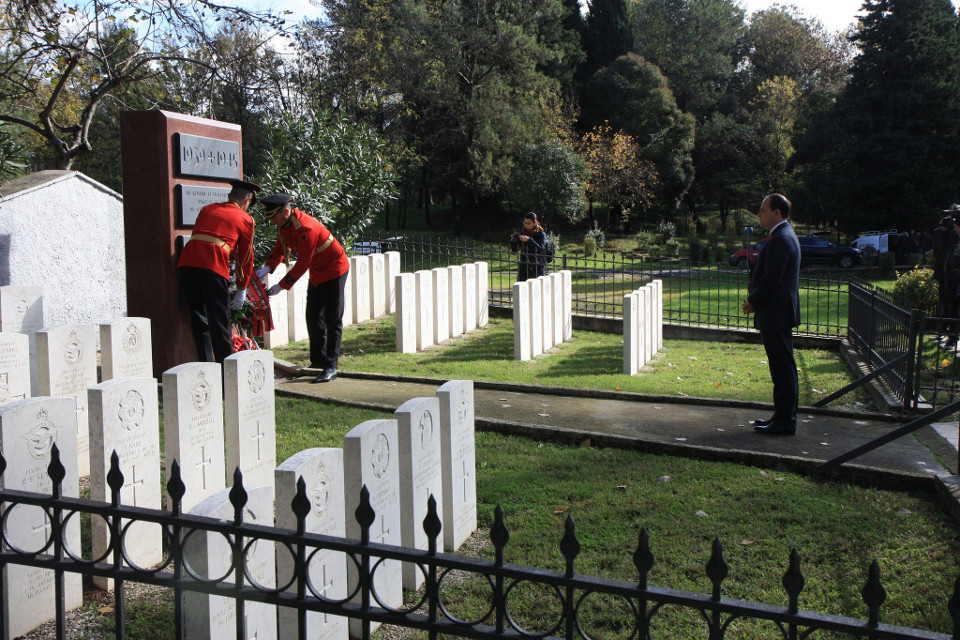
[230,289,247,311]
[255,266,270,279]
[267,284,283,297]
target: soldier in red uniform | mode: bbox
[177,179,261,364]
[257,194,350,383]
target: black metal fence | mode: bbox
[4,446,960,640]
[847,278,960,411]
[355,232,850,337]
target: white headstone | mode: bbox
[395,397,444,590]
[540,275,554,350]
[643,284,654,362]
[637,287,648,366]
[224,350,276,496]
[275,448,348,640]
[0,397,81,638]
[654,279,664,349]
[513,281,531,361]
[162,362,225,512]
[435,380,477,552]
[185,485,277,640]
[370,253,387,319]
[288,275,310,343]
[0,285,43,395]
[561,270,573,341]
[415,270,434,351]
[476,262,489,327]
[623,293,639,375]
[463,263,477,332]
[351,255,372,324]
[264,263,290,349]
[529,278,543,357]
[36,325,97,477]
[447,266,464,338]
[395,273,417,354]
[100,317,153,381]
[385,251,401,313]
[342,263,354,328]
[551,273,563,347]
[432,267,449,344]
[88,376,162,590]
[343,419,402,637]
[0,332,30,405]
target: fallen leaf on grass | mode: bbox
[714,382,722,387]
[740,537,756,546]
[99,607,114,614]
[695,510,709,517]
[555,505,569,514]
[615,387,623,391]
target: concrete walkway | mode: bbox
[276,367,959,488]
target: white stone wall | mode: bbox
[0,171,126,327]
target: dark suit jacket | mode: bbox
[748,221,801,330]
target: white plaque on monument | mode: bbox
[463,263,477,332]
[432,267,449,344]
[0,397,82,638]
[88,376,162,590]
[415,270,434,351]
[276,448,348,640]
[370,252,387,319]
[436,380,477,551]
[447,266,464,338]
[162,362,225,512]
[224,350,276,495]
[36,325,97,477]
[395,397,444,590]
[264,263,290,349]
[513,281,531,361]
[385,251,401,313]
[343,419,402,637]
[100,317,153,380]
[185,485,277,640]
[0,332,29,405]
[351,255,372,323]
[395,273,417,354]
[476,262,489,327]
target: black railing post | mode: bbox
[560,515,580,640]
[355,486,375,640]
[490,504,509,635]
[46,444,66,640]
[292,477,310,640]
[107,451,126,640]
[167,460,187,639]
[907,309,923,410]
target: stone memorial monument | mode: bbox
[100,317,153,380]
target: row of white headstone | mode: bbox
[0,351,478,639]
[263,252,403,349]
[512,272,574,361]
[395,262,490,353]
[623,280,664,375]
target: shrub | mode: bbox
[584,236,598,257]
[878,252,897,278]
[585,221,606,248]
[688,235,708,265]
[713,243,726,263]
[655,220,677,241]
[665,238,682,258]
[636,231,655,252]
[893,268,938,314]
[647,245,662,261]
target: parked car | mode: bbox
[730,234,861,269]
[346,241,381,256]
[798,234,861,268]
[729,240,766,270]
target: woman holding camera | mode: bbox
[509,212,548,282]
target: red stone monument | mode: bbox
[120,110,244,377]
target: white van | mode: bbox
[850,230,898,263]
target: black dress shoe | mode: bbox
[312,367,338,383]
[752,417,775,427]
[754,423,796,435]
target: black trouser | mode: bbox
[178,266,232,364]
[517,254,545,282]
[306,272,348,369]
[760,326,798,429]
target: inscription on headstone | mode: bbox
[100,317,153,380]
[224,350,276,496]
[370,253,387,319]
[436,380,477,551]
[415,270,434,351]
[0,285,43,394]
[395,273,417,354]
[0,332,30,405]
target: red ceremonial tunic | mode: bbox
[177,201,255,288]
[264,208,350,289]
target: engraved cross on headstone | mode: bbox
[251,421,265,462]
[123,464,145,504]
[244,613,258,640]
[197,446,212,490]
[32,512,52,539]
[317,563,336,624]
[460,459,472,501]
[374,516,391,545]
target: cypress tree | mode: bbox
[581,0,635,78]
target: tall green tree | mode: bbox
[581,0,634,80]
[796,0,960,231]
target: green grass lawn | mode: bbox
[275,315,869,408]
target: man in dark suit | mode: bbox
[742,194,801,435]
